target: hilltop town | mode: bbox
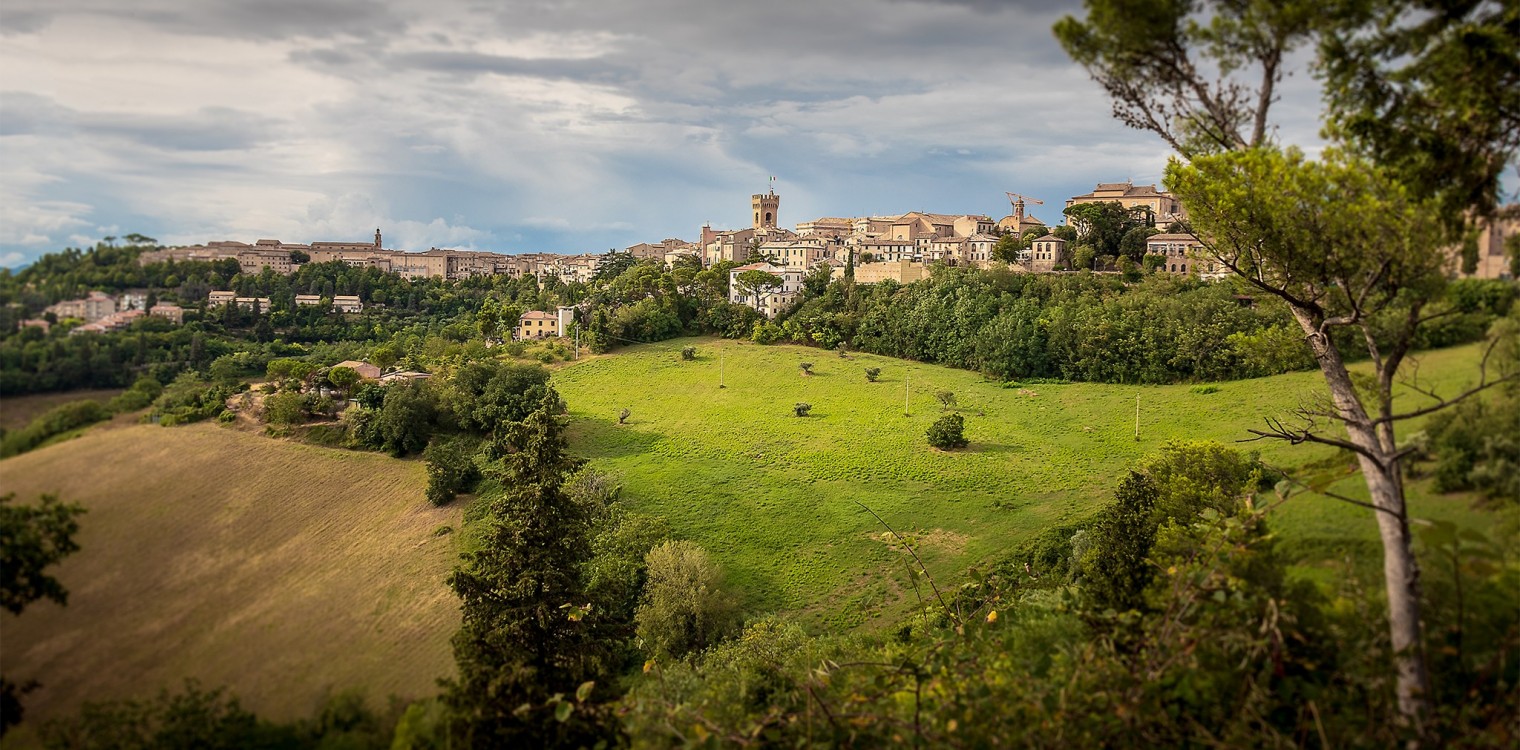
[24,178,1507,337]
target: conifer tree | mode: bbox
[443,389,611,747]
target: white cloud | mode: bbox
[0,0,1331,266]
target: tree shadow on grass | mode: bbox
[566,413,663,460]
[972,442,1019,454]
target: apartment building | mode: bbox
[1065,182,1184,230]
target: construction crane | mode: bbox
[1005,191,1044,210]
[1005,192,1044,228]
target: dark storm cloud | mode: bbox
[1,92,285,152]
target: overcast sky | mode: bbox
[0,0,1331,267]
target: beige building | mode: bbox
[1065,182,1184,230]
[333,295,363,314]
[762,238,836,271]
[852,237,917,263]
[148,304,184,324]
[836,260,930,285]
[700,225,758,266]
[1145,233,1228,279]
[45,291,117,321]
[233,297,271,313]
[794,217,854,238]
[1029,235,1068,273]
[1446,213,1517,280]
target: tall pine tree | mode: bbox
[443,388,613,747]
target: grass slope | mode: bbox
[554,337,1514,630]
[0,422,462,725]
[0,389,122,432]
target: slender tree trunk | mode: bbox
[1292,309,1432,726]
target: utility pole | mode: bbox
[905,373,910,416]
[1134,393,1140,441]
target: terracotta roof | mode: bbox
[1034,234,1065,242]
[520,310,556,320]
[1146,233,1201,242]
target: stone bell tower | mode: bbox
[752,189,779,231]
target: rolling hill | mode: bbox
[0,421,462,725]
[1,337,1509,731]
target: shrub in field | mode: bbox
[794,403,812,417]
[619,408,631,425]
[798,362,813,375]
[926,413,967,450]
[935,390,957,409]
[262,392,307,426]
[681,346,697,361]
[1190,384,1221,395]
[424,436,481,506]
[864,367,881,382]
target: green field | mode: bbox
[554,337,1516,630]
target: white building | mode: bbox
[728,262,804,319]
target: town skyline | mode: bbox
[0,0,1335,269]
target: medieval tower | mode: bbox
[752,189,779,230]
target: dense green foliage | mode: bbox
[1424,387,1520,503]
[39,682,401,750]
[781,269,1509,384]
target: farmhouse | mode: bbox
[332,360,382,380]
[517,307,576,339]
[333,295,363,313]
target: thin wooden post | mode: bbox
[1134,393,1140,441]
[720,352,726,389]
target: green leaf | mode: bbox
[576,680,595,703]
[555,701,574,723]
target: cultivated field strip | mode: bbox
[0,423,463,722]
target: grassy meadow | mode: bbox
[0,421,462,726]
[555,337,1517,630]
